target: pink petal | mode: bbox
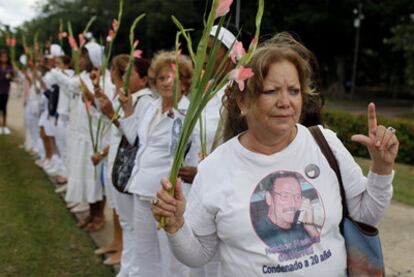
[106,30,114,42]
[237,79,245,91]
[11,38,16,46]
[112,19,118,31]
[133,40,139,48]
[249,36,257,49]
[62,32,68,38]
[229,40,246,64]
[134,49,143,58]
[229,66,254,91]
[204,80,213,93]
[68,36,79,50]
[85,100,91,112]
[79,34,86,47]
[167,63,176,84]
[215,0,233,18]
[238,66,254,81]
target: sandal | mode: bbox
[94,244,121,255]
[84,217,105,232]
[76,215,92,228]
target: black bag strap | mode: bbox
[308,126,349,219]
[119,92,150,146]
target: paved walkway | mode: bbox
[6,85,414,276]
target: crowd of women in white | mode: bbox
[17,24,399,277]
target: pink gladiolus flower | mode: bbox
[79,34,86,47]
[229,40,246,64]
[58,32,68,40]
[215,0,233,18]
[167,63,176,84]
[204,80,213,93]
[112,19,118,31]
[249,36,257,49]
[10,38,16,46]
[133,40,139,48]
[134,49,143,58]
[68,36,79,50]
[106,30,114,42]
[85,99,92,113]
[229,66,254,91]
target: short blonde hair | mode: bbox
[148,50,194,93]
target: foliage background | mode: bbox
[1,0,414,97]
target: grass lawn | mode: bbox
[396,111,414,120]
[355,157,414,206]
[0,135,113,277]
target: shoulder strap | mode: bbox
[308,126,349,218]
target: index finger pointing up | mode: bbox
[367,102,377,136]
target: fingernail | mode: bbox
[376,141,380,147]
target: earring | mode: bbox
[241,110,246,116]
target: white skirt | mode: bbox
[38,111,57,137]
[65,131,103,203]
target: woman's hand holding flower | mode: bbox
[152,177,186,234]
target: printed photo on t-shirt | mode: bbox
[250,170,325,260]
[170,117,183,156]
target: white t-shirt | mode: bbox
[181,124,384,276]
[49,68,75,117]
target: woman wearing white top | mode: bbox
[48,56,74,180]
[65,42,113,231]
[119,50,199,277]
[93,54,154,272]
[152,34,399,276]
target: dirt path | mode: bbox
[6,87,414,276]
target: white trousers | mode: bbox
[55,116,69,174]
[116,216,137,277]
[131,196,190,277]
[25,110,43,156]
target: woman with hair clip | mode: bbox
[152,33,399,276]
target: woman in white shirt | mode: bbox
[119,50,199,277]
[65,42,113,232]
[92,54,154,272]
[152,34,399,276]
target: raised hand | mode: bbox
[90,68,101,91]
[351,103,399,175]
[79,78,95,103]
[152,178,186,234]
[117,87,134,117]
[91,152,103,166]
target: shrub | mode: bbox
[322,109,414,165]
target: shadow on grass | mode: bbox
[0,135,114,277]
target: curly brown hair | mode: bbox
[147,50,193,93]
[222,33,318,142]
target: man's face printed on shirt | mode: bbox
[267,177,302,229]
